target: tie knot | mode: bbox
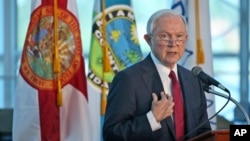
[169,70,177,81]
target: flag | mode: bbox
[171,0,216,129]
[13,0,92,141]
[87,0,143,140]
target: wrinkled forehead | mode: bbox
[151,14,186,33]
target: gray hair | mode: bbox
[146,9,188,34]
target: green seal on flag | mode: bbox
[88,5,142,90]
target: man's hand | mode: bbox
[151,91,174,122]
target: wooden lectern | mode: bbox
[187,130,229,141]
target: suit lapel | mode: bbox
[141,55,176,138]
[177,65,195,136]
[140,55,164,98]
[177,65,192,110]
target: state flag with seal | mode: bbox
[13,0,92,141]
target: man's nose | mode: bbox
[167,40,177,47]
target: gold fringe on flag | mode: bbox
[100,0,112,115]
[53,0,62,106]
[195,0,205,65]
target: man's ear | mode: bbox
[144,34,151,45]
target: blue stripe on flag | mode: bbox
[105,0,130,8]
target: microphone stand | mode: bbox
[184,84,249,140]
[205,86,250,125]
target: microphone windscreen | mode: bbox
[192,66,202,76]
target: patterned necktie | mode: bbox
[169,70,185,141]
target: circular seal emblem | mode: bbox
[20,6,82,90]
[88,5,142,90]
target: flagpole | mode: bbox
[53,0,62,106]
[100,0,112,116]
[101,0,106,117]
[195,0,204,65]
[100,0,112,140]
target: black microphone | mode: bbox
[192,66,229,93]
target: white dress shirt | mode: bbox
[146,52,179,131]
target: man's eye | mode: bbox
[160,34,168,39]
[177,35,184,39]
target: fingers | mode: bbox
[152,93,158,103]
[166,94,173,101]
[160,91,167,100]
[152,92,171,101]
[151,92,174,122]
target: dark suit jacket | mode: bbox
[103,54,211,141]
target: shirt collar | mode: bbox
[150,52,179,79]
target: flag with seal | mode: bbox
[13,0,92,140]
[88,0,142,141]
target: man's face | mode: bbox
[146,15,187,69]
